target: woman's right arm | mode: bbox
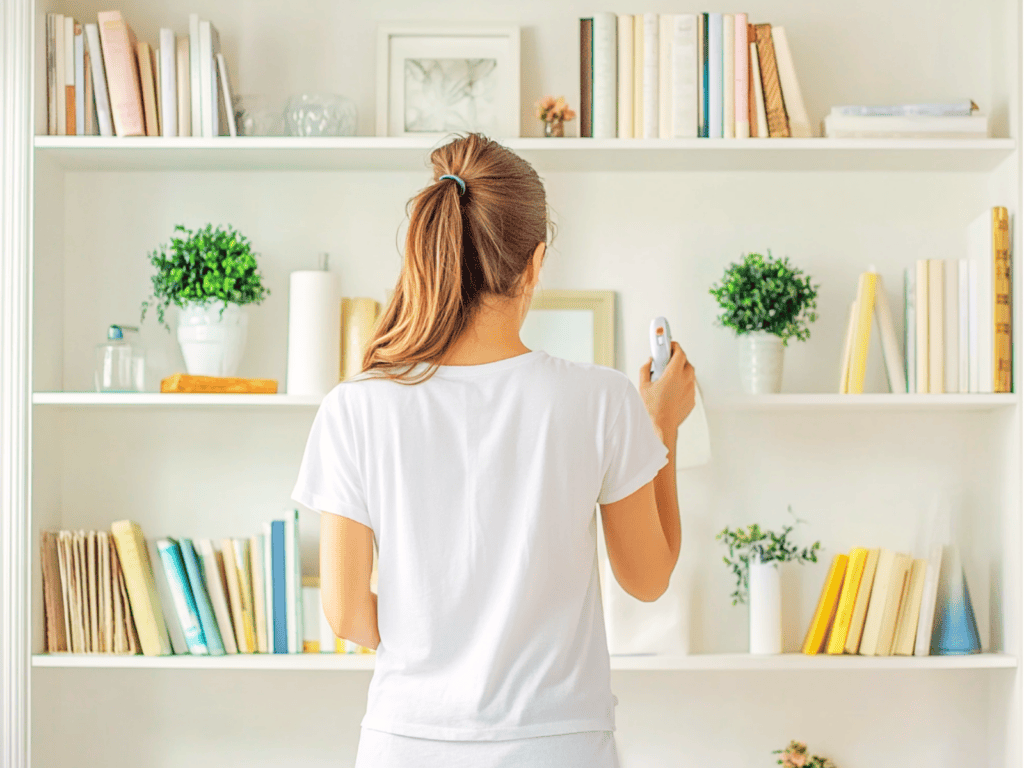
[599,342,694,602]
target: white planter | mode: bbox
[739,331,785,394]
[748,560,783,654]
[177,301,248,377]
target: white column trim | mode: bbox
[1,1,34,767]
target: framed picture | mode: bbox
[522,290,615,367]
[376,24,521,138]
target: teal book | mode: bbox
[931,544,981,655]
[156,538,209,655]
[179,538,225,655]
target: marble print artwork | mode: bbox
[403,58,499,133]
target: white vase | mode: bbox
[739,331,785,394]
[176,300,248,377]
[748,560,783,654]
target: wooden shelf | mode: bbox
[33,391,1018,411]
[31,652,1017,671]
[33,136,1017,173]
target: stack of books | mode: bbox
[801,544,981,657]
[578,13,810,139]
[39,512,376,657]
[823,100,988,139]
[839,206,1012,395]
[44,11,237,138]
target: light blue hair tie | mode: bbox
[439,174,466,195]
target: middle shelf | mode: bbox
[31,652,1018,671]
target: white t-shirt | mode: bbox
[291,349,669,741]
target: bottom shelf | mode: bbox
[31,652,1018,671]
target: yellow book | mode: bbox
[231,539,257,654]
[801,554,848,655]
[893,558,928,655]
[993,206,1012,393]
[632,15,643,138]
[838,301,858,394]
[877,554,912,655]
[826,548,868,654]
[844,548,880,654]
[220,538,249,653]
[846,271,878,394]
[110,520,171,656]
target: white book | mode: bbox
[722,14,735,139]
[284,510,299,653]
[83,24,113,137]
[905,268,916,394]
[823,114,988,139]
[968,259,979,392]
[249,534,267,652]
[199,20,214,137]
[734,12,749,138]
[262,523,274,653]
[216,53,237,138]
[914,543,944,656]
[707,13,722,138]
[55,14,66,135]
[159,29,177,137]
[176,37,191,137]
[657,14,672,138]
[592,13,617,139]
[196,539,238,654]
[915,260,930,393]
[642,13,659,139]
[833,100,975,117]
[970,211,995,393]
[670,14,698,138]
[616,15,633,139]
[958,259,970,393]
[189,14,203,137]
[944,259,959,393]
[64,18,74,133]
[74,24,84,136]
[771,27,812,137]
[750,42,768,138]
[147,540,188,655]
[874,274,906,394]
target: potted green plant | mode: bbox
[141,224,269,377]
[716,508,821,654]
[709,250,819,394]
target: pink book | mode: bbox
[96,10,145,136]
[734,12,749,138]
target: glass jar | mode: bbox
[284,93,357,137]
[95,324,145,392]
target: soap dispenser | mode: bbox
[95,324,145,392]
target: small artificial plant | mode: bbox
[141,223,269,331]
[708,250,819,345]
[715,507,821,606]
[535,95,577,125]
[772,740,838,768]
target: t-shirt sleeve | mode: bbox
[597,376,670,505]
[291,391,372,528]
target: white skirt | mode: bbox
[354,727,620,768]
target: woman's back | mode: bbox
[295,348,667,740]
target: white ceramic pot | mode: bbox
[739,331,785,394]
[748,560,783,654]
[177,300,248,377]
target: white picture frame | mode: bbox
[376,24,521,138]
[522,290,616,367]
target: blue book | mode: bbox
[708,13,723,138]
[701,13,709,137]
[271,520,287,653]
[179,538,225,655]
[156,539,208,655]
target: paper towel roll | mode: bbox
[341,297,380,380]
[286,270,341,395]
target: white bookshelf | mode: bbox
[1,0,1021,767]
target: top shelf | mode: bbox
[33,136,1016,173]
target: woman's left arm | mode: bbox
[320,512,380,650]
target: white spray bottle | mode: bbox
[650,317,711,468]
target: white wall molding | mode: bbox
[1,1,34,767]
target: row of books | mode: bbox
[839,206,1012,395]
[44,11,236,138]
[578,13,810,139]
[801,544,981,656]
[823,101,989,139]
[40,514,375,656]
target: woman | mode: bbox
[292,133,695,767]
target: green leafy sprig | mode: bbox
[141,224,269,331]
[708,250,819,345]
[715,507,821,606]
